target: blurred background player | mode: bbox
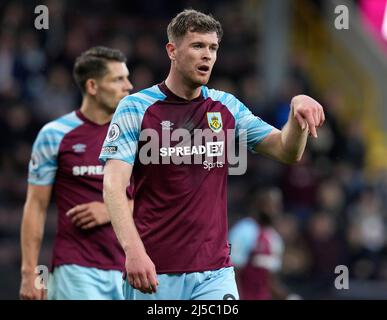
[19,46,133,300]
[100,9,324,300]
[229,187,300,300]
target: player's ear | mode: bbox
[166,42,176,61]
[85,79,98,96]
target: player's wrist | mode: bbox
[21,267,36,277]
[123,242,145,255]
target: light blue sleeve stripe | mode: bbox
[141,86,167,100]
[28,171,57,185]
[33,141,61,149]
[207,88,275,152]
[124,96,152,106]
[38,129,67,138]
[56,117,81,128]
[201,86,209,99]
[99,86,166,165]
[229,218,259,267]
[28,111,83,185]
[115,106,145,116]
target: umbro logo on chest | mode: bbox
[160,121,174,130]
[72,143,87,153]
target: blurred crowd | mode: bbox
[0,0,387,299]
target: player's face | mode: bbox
[173,31,219,87]
[95,61,133,113]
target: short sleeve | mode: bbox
[206,89,274,152]
[28,128,60,185]
[99,97,142,165]
[233,97,274,152]
[228,218,260,267]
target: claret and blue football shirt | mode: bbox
[29,110,129,271]
[99,83,274,273]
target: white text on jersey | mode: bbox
[72,165,104,176]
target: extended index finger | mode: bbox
[303,112,317,138]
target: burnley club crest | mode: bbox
[207,112,223,133]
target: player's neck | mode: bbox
[80,97,113,125]
[165,72,201,101]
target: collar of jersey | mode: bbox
[158,81,205,103]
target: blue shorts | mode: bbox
[123,267,239,300]
[47,264,124,300]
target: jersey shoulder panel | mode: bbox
[99,85,167,165]
[204,87,274,151]
[28,111,83,185]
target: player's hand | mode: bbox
[291,94,325,138]
[19,273,47,300]
[66,201,110,230]
[125,249,159,294]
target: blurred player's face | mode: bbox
[171,31,218,87]
[94,61,133,113]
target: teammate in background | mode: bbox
[100,9,325,300]
[19,46,133,300]
[229,187,299,300]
